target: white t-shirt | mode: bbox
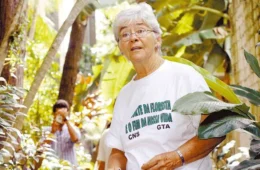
[106,60,212,170]
[97,129,112,170]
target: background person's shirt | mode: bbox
[106,60,212,170]
[48,124,81,165]
[97,129,112,170]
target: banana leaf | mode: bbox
[233,160,260,170]
[172,91,253,119]
[198,110,255,138]
[244,50,260,78]
[164,57,241,103]
[248,138,260,158]
[230,84,260,106]
[243,123,260,139]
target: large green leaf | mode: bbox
[247,138,260,159]
[101,55,135,113]
[198,0,228,30]
[244,50,260,78]
[230,85,260,106]
[199,111,255,138]
[174,32,203,47]
[172,91,254,119]
[243,123,260,139]
[164,57,241,103]
[203,43,229,73]
[101,55,134,100]
[233,160,260,170]
[172,91,240,114]
[173,26,229,48]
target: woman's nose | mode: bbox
[129,33,138,42]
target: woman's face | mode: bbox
[118,20,161,63]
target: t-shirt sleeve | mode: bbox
[106,102,124,151]
[97,132,106,161]
[188,67,210,131]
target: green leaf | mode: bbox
[7,133,18,145]
[0,85,7,93]
[247,138,260,158]
[203,43,229,73]
[0,141,15,152]
[0,118,11,127]
[172,92,241,115]
[199,29,218,39]
[101,55,134,100]
[16,112,27,117]
[0,128,5,136]
[230,85,260,106]
[5,127,22,139]
[233,160,260,170]
[158,9,184,29]
[232,104,255,120]
[242,123,260,138]
[199,0,228,30]
[174,33,203,47]
[164,57,241,104]
[199,111,255,138]
[173,12,196,35]
[244,50,260,78]
[0,154,3,164]
[0,148,12,158]
[174,29,223,47]
[0,111,16,121]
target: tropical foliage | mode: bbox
[172,50,260,169]
[0,0,254,169]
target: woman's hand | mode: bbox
[141,151,181,170]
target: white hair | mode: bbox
[113,2,162,42]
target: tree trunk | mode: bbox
[21,0,93,130]
[58,13,88,107]
[0,0,27,73]
[0,0,28,86]
[27,0,39,40]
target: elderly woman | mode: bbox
[106,2,224,170]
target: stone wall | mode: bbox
[228,0,260,155]
[230,0,260,118]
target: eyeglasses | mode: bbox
[119,29,155,42]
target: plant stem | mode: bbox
[189,5,230,20]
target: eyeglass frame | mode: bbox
[118,29,156,42]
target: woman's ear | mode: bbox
[155,36,162,50]
[156,36,162,47]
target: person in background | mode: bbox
[35,99,81,169]
[96,122,112,170]
[106,2,225,170]
[50,99,81,165]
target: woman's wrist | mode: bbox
[175,150,185,166]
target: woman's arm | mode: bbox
[141,115,225,170]
[108,148,127,170]
[96,160,105,170]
